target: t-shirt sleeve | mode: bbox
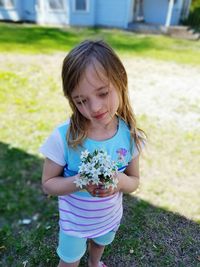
[39,128,66,166]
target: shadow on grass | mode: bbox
[0,22,156,54]
[0,142,199,267]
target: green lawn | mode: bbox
[0,22,200,65]
[0,23,200,266]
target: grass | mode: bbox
[0,22,200,65]
[0,23,200,266]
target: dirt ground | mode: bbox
[1,53,200,131]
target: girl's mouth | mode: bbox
[93,112,108,120]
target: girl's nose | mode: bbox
[89,99,102,113]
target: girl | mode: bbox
[40,40,145,267]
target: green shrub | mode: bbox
[183,0,200,31]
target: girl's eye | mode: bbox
[76,99,86,105]
[99,92,109,97]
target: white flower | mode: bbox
[91,168,101,178]
[78,163,88,173]
[91,176,100,185]
[74,177,88,189]
[74,149,118,191]
[80,149,90,160]
[104,169,112,177]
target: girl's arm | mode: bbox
[42,158,79,196]
[117,155,140,194]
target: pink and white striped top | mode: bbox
[58,192,123,238]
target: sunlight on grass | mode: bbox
[0,23,200,65]
[135,114,200,223]
[0,66,70,154]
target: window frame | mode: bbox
[0,0,15,9]
[46,0,66,12]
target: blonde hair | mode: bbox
[62,40,146,151]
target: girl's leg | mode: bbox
[58,259,80,267]
[88,239,105,267]
[57,231,87,267]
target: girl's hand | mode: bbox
[85,183,117,198]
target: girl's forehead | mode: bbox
[73,62,109,95]
[86,62,108,82]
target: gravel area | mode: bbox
[1,53,200,131]
[125,58,200,131]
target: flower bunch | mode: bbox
[74,149,118,189]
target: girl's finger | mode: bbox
[94,188,114,197]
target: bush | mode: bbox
[183,0,200,31]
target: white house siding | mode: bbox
[0,0,21,21]
[96,0,129,28]
[69,0,95,26]
[35,0,69,25]
[36,10,69,25]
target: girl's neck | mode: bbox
[87,116,118,141]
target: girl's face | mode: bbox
[71,62,119,129]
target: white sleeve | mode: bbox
[39,128,66,166]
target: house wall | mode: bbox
[95,0,128,28]
[143,0,183,26]
[69,0,132,28]
[128,0,135,23]
[0,0,21,21]
[0,0,189,27]
[21,0,36,22]
[69,0,95,26]
[143,0,168,25]
[171,0,183,25]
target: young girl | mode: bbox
[40,40,145,267]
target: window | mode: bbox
[75,0,87,11]
[0,0,14,8]
[47,0,65,11]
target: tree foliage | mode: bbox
[184,0,200,31]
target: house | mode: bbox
[0,0,191,29]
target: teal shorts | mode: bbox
[57,230,116,263]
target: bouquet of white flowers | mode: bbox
[74,149,118,190]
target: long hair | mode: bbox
[62,40,146,151]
